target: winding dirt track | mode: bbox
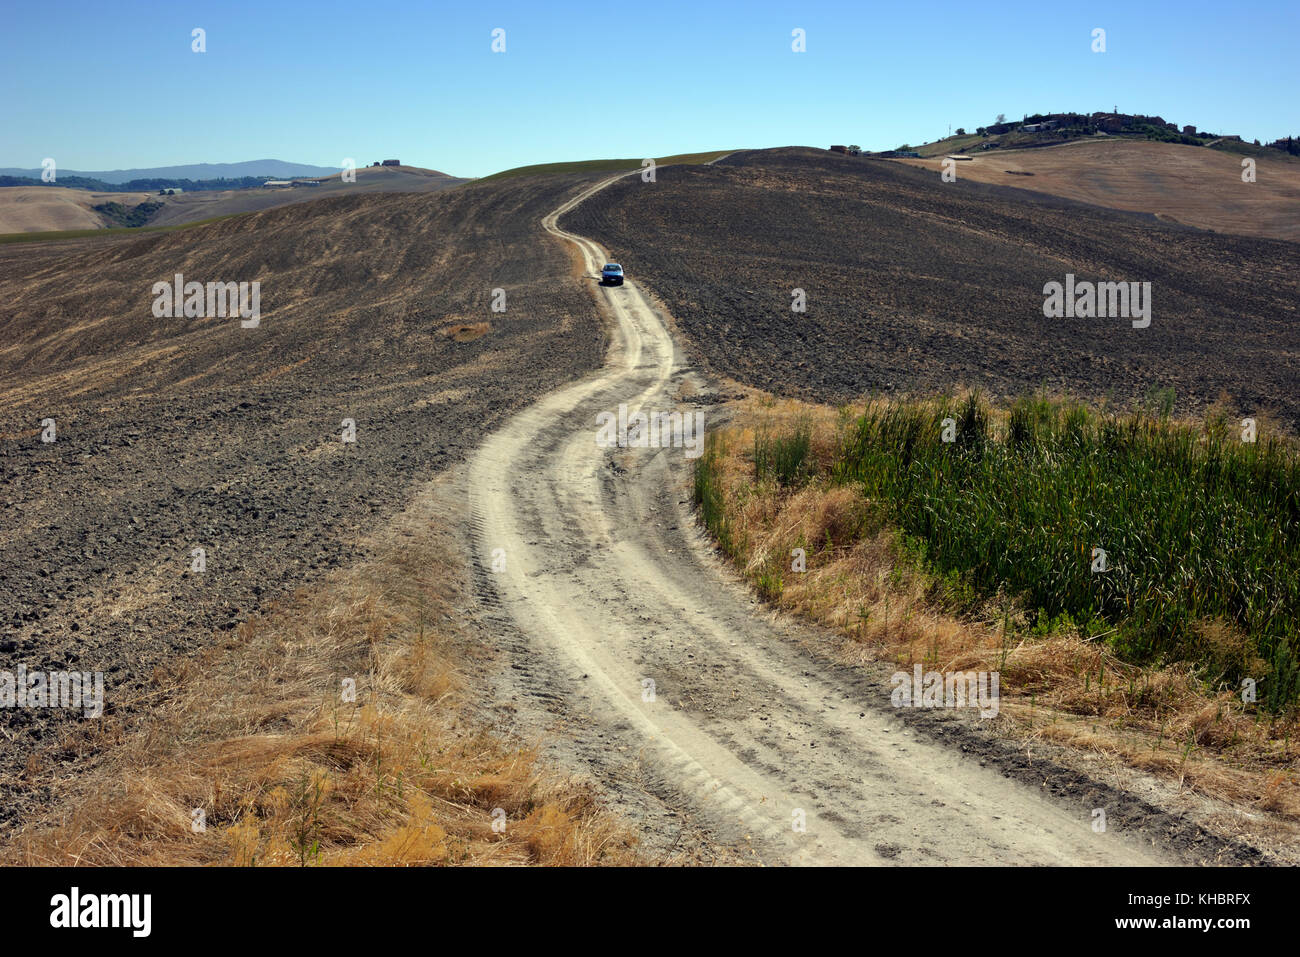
[466,173,1172,866]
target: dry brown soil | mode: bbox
[0,173,606,826]
[560,147,1299,430]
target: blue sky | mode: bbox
[2,0,1296,178]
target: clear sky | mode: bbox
[3,0,1296,178]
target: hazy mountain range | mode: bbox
[0,160,344,184]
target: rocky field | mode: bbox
[561,147,1299,430]
[0,174,607,825]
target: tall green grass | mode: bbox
[830,394,1300,710]
[754,419,812,487]
[693,432,739,560]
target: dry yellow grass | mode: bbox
[705,392,1300,819]
[439,321,491,343]
[0,186,155,233]
[895,139,1300,242]
[4,496,638,866]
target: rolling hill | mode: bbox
[561,146,1299,429]
[0,186,156,233]
[891,138,1300,242]
[0,170,611,823]
[0,165,465,235]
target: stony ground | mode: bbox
[0,174,608,826]
[561,147,1299,431]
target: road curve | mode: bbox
[465,172,1172,866]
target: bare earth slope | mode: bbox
[0,173,605,826]
[0,186,155,233]
[896,138,1300,242]
[144,165,466,228]
[0,166,465,235]
[560,147,1299,430]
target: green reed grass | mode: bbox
[819,394,1300,711]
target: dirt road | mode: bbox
[466,173,1179,866]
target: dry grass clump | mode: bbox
[5,508,637,866]
[694,391,1300,820]
[439,321,491,343]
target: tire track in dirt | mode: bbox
[466,172,1175,866]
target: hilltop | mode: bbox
[874,111,1299,159]
[891,137,1300,242]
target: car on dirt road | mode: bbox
[601,263,624,286]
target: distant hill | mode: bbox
[0,187,158,233]
[0,160,345,185]
[885,112,1298,160]
[881,137,1300,243]
[0,165,466,236]
[0,174,290,193]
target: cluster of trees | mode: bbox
[938,112,1294,156]
[91,200,165,228]
[967,112,1208,145]
[1124,122,1207,146]
[0,175,277,192]
[1265,135,1300,156]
